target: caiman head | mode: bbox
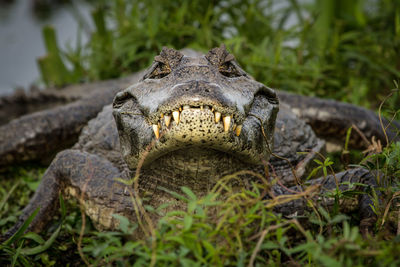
[113,45,279,183]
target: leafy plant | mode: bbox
[0,196,66,266]
[39,0,400,111]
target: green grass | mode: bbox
[39,0,400,110]
[1,141,400,265]
[1,0,400,265]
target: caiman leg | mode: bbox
[273,168,378,235]
[277,91,400,148]
[1,149,131,241]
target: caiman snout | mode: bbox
[172,80,221,95]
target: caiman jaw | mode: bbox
[113,92,278,169]
[151,104,242,139]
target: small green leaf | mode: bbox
[181,186,197,201]
[21,223,62,255]
[159,187,188,201]
[144,205,155,213]
[202,240,215,255]
[21,232,45,245]
[314,159,323,165]
[183,214,193,231]
[11,240,25,267]
[188,201,197,214]
[165,236,185,245]
[112,214,131,234]
[3,207,40,246]
[323,167,328,177]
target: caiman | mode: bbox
[2,45,399,239]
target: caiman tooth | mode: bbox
[235,125,242,136]
[172,111,180,124]
[164,115,171,127]
[183,105,190,110]
[160,113,164,118]
[179,107,182,112]
[223,116,231,132]
[200,105,204,110]
[232,124,237,131]
[152,124,160,139]
[214,112,221,123]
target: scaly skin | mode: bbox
[1,45,388,240]
[0,73,142,125]
[0,73,143,167]
[278,91,400,148]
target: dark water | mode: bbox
[0,0,91,95]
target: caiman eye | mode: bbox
[146,62,171,79]
[219,61,242,78]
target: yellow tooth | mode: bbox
[211,107,215,112]
[164,115,171,127]
[179,107,182,111]
[215,112,221,123]
[160,113,164,118]
[172,111,180,124]
[233,124,237,131]
[152,124,160,139]
[200,105,204,110]
[235,125,242,136]
[223,116,231,132]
